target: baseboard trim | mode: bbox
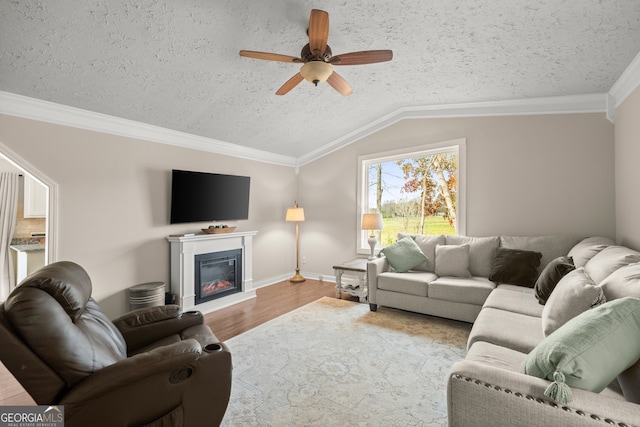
[252,273,336,289]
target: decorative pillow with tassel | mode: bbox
[522,297,640,404]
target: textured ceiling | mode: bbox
[2,1,640,159]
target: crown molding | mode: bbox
[0,91,608,169]
[0,91,297,167]
[297,93,607,166]
[609,51,640,112]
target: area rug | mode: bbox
[220,297,471,427]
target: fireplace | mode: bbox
[195,249,242,305]
[168,231,257,314]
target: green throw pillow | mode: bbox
[379,236,428,273]
[522,297,640,404]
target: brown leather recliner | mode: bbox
[0,261,232,427]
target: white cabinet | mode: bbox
[24,175,47,218]
[10,245,45,283]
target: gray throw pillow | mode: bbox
[434,244,472,278]
[445,235,499,277]
[541,268,606,337]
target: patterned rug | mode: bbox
[220,297,471,427]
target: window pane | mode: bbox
[365,151,458,246]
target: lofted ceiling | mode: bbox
[1,1,640,162]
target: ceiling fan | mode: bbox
[239,9,393,96]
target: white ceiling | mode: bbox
[1,1,640,160]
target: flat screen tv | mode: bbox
[170,169,250,224]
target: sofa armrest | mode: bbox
[367,257,389,305]
[113,305,205,352]
[448,360,640,427]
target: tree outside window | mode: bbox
[358,140,465,253]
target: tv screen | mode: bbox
[170,169,250,224]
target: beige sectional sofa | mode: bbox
[367,233,582,322]
[367,234,640,426]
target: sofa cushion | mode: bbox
[428,276,494,305]
[377,271,435,297]
[500,235,582,273]
[523,297,640,401]
[445,235,500,277]
[467,307,543,354]
[599,262,640,300]
[567,236,615,268]
[434,244,471,278]
[398,233,445,272]
[496,284,536,294]
[488,248,542,288]
[541,268,606,336]
[482,287,543,317]
[378,236,427,273]
[584,246,640,285]
[466,341,528,372]
[534,256,575,305]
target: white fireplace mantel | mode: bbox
[167,231,258,313]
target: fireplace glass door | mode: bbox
[195,249,242,305]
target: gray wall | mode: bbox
[297,113,616,278]
[615,85,640,250]
[0,114,298,317]
[0,105,631,317]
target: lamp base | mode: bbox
[289,270,306,283]
[368,234,378,261]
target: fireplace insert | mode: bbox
[194,249,242,305]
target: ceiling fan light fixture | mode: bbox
[300,61,333,86]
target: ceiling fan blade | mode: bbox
[308,9,329,55]
[276,73,304,95]
[326,71,353,96]
[330,50,393,65]
[239,50,302,63]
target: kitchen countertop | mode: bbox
[10,244,45,252]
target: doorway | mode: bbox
[0,142,57,288]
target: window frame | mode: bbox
[356,138,466,256]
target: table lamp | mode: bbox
[362,213,384,260]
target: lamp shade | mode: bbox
[286,201,305,222]
[362,213,383,230]
[300,61,333,84]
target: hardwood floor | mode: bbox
[204,278,338,341]
[0,278,339,406]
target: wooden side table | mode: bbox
[333,258,368,302]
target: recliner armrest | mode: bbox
[61,339,211,402]
[60,340,232,426]
[113,305,205,352]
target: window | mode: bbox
[357,138,466,255]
